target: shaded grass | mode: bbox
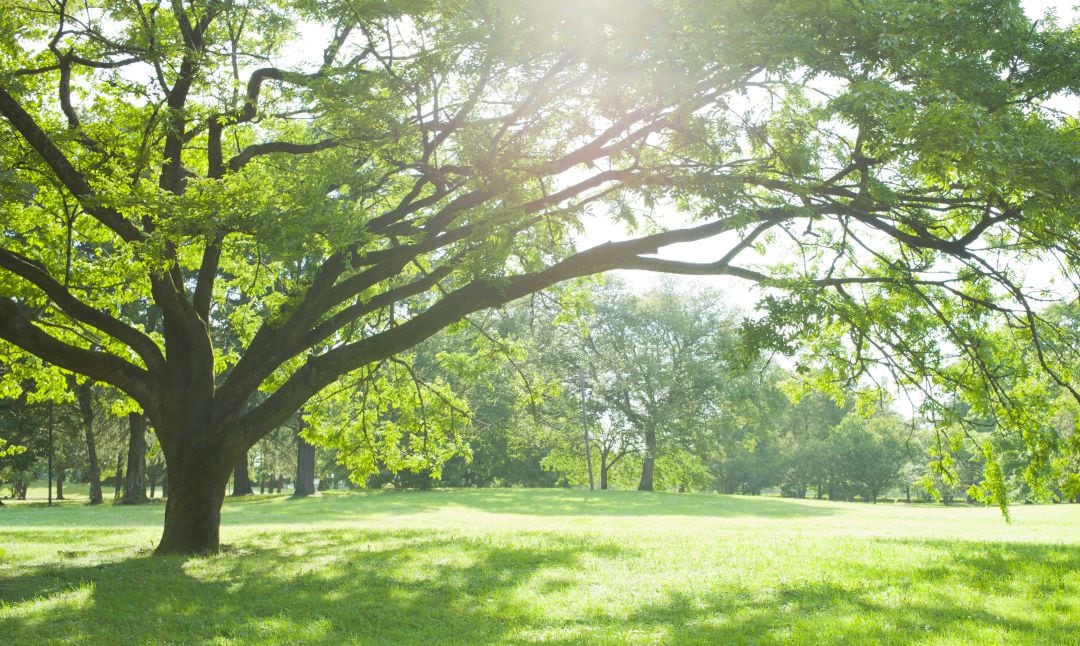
[2,489,1078,644]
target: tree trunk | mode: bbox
[231,450,254,496]
[600,450,609,490]
[76,381,103,505]
[56,468,65,500]
[155,458,232,555]
[293,416,316,498]
[149,477,156,499]
[161,471,168,498]
[638,427,656,492]
[114,453,123,499]
[122,413,149,504]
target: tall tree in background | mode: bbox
[1,1,1078,552]
[230,450,254,497]
[73,379,103,504]
[584,282,740,491]
[121,413,148,504]
[293,414,316,498]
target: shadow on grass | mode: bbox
[0,528,626,644]
[220,489,840,525]
[2,534,1076,644]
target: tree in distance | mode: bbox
[1,1,1078,553]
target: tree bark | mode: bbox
[231,449,254,496]
[155,457,232,555]
[75,381,103,505]
[600,450,609,490]
[638,427,656,491]
[122,413,149,504]
[293,415,316,498]
[56,468,65,500]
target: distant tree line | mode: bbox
[3,282,1078,506]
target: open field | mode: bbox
[1,489,1078,644]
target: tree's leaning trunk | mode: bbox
[76,382,103,505]
[122,413,149,504]
[638,427,656,492]
[293,416,316,498]
[231,450,254,496]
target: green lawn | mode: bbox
[1,490,1078,644]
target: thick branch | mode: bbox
[227,139,339,173]
[0,299,157,409]
[0,86,143,242]
[0,248,165,371]
[231,208,797,444]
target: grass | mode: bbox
[1,489,1078,644]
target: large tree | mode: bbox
[1,1,1078,553]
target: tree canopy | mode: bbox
[1,0,1078,552]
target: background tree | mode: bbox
[582,282,741,490]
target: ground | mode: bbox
[1,488,1077,644]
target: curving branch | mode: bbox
[227,139,340,173]
[0,86,144,242]
[0,298,158,410]
[0,248,165,372]
[230,207,799,443]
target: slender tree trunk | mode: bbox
[114,453,123,499]
[600,450,609,490]
[293,415,316,498]
[638,427,656,492]
[161,471,168,498]
[56,468,65,500]
[231,450,254,496]
[149,477,156,499]
[75,381,103,505]
[122,413,149,504]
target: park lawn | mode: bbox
[0,490,1078,645]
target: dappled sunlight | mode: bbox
[0,582,94,625]
[3,492,1079,643]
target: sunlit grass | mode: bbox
[2,489,1078,644]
